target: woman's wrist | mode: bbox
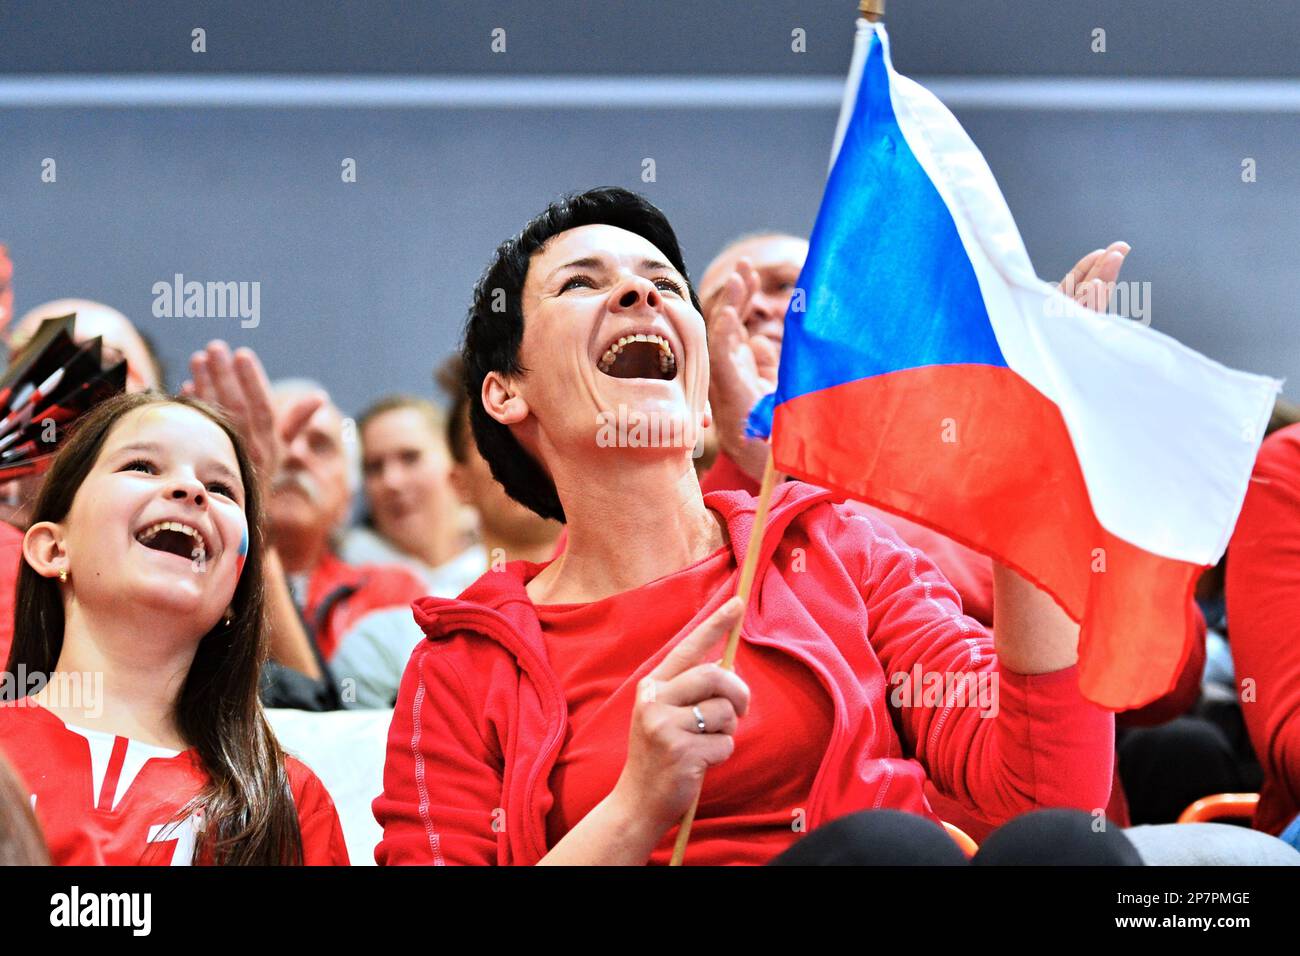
[603,784,668,854]
[538,785,666,866]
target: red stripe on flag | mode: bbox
[771,364,1202,710]
[1083,524,1202,709]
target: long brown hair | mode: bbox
[6,391,304,865]
[0,751,49,865]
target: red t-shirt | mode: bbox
[1226,423,1300,835]
[0,701,349,865]
[539,545,834,865]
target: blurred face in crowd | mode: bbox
[0,300,163,530]
[449,407,559,552]
[13,299,160,393]
[698,234,809,349]
[30,404,246,632]
[491,224,710,470]
[361,405,459,557]
[268,392,351,546]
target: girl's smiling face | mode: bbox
[36,403,248,632]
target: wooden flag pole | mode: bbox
[669,0,886,868]
[668,448,780,866]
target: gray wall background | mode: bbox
[1,0,1297,415]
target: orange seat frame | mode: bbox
[1177,793,1260,824]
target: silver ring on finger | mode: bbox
[692,704,707,734]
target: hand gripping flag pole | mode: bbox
[668,451,779,866]
[667,0,887,871]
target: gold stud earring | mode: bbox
[221,610,234,627]
[58,567,68,583]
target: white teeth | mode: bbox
[138,520,207,558]
[597,332,678,374]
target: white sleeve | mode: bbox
[329,607,426,710]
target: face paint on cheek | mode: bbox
[234,521,249,582]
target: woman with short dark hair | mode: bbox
[375,187,1116,865]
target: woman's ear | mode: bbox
[482,372,529,427]
[23,521,68,580]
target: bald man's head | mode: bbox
[700,233,808,300]
[698,233,809,345]
[14,298,161,392]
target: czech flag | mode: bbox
[747,20,1280,709]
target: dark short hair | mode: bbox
[461,187,699,523]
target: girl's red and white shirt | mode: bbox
[0,700,350,865]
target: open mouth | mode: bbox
[135,520,208,564]
[596,332,678,381]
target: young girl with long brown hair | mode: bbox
[0,392,348,864]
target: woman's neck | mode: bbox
[527,451,725,605]
[33,600,199,750]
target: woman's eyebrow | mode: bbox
[547,256,607,282]
[546,256,677,280]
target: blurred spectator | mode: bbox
[1110,402,1300,826]
[10,298,163,393]
[261,379,426,707]
[1225,421,1300,836]
[340,396,482,594]
[1,298,165,531]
